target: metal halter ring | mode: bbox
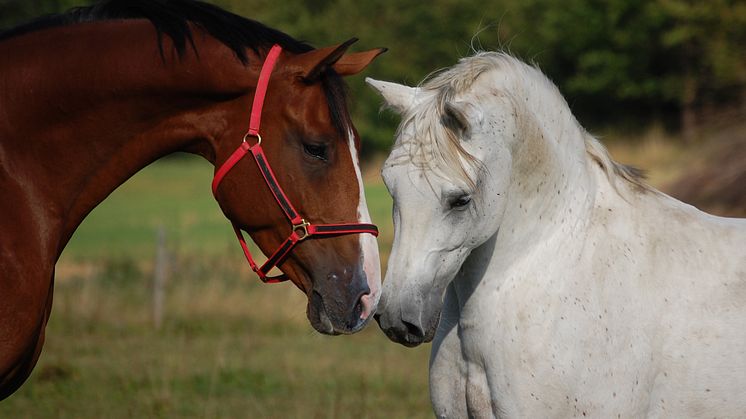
[292,219,311,241]
[243,132,262,146]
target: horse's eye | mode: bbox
[303,143,328,161]
[449,194,472,209]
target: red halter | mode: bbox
[211,44,379,283]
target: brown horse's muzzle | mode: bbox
[306,263,372,335]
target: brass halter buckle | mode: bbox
[292,219,311,241]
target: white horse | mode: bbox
[367,52,746,418]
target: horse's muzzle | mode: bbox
[374,311,431,347]
[307,271,372,335]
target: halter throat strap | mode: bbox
[211,44,378,283]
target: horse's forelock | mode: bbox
[321,70,353,139]
[390,53,521,192]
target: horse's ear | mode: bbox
[286,38,356,83]
[333,48,387,76]
[443,101,483,139]
[366,78,419,114]
[443,102,471,138]
[294,38,384,82]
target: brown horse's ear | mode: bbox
[294,38,387,82]
[332,47,388,76]
[299,38,359,82]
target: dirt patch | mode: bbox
[665,121,746,217]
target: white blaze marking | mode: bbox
[347,130,381,320]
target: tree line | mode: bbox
[3,0,744,153]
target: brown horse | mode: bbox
[0,0,384,399]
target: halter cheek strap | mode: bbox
[211,44,379,283]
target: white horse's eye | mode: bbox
[449,194,472,209]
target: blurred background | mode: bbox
[1,0,744,417]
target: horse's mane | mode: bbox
[0,0,352,136]
[0,0,314,60]
[395,51,649,192]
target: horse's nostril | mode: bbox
[402,319,424,339]
[344,298,362,330]
[353,297,364,319]
[311,290,324,307]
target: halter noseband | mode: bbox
[211,44,379,283]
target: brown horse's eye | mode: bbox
[303,143,328,161]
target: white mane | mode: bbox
[394,51,649,192]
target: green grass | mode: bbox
[1,271,431,418]
[59,155,238,260]
[1,155,428,418]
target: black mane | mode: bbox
[0,0,352,136]
[0,0,315,63]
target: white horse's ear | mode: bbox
[365,78,419,114]
[443,101,483,139]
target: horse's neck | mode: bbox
[499,69,597,247]
[0,22,257,258]
[505,107,596,245]
[456,112,599,301]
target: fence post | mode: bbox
[153,225,167,330]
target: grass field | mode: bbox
[1,155,424,418]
